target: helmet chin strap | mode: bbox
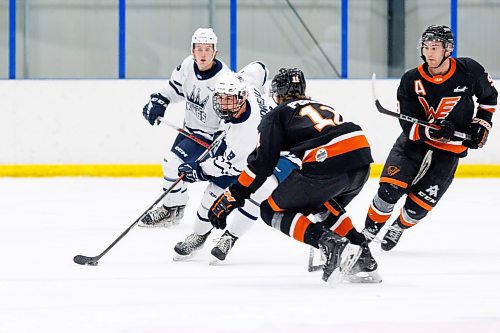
[420,49,450,70]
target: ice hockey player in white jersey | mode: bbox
[140,28,231,227]
[173,70,300,262]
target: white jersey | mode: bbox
[200,86,272,178]
[160,56,231,135]
[237,61,269,95]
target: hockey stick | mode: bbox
[157,117,211,149]
[371,73,471,140]
[73,131,226,266]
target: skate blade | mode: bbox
[308,247,325,272]
[346,270,382,284]
[339,244,362,275]
[172,252,196,261]
[325,267,343,286]
[309,264,323,272]
[209,258,221,266]
[172,245,204,261]
[362,230,385,244]
[138,221,174,228]
[325,245,362,286]
[370,236,385,244]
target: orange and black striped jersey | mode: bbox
[232,99,373,198]
[398,57,497,156]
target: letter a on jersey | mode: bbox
[414,80,426,96]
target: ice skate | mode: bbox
[209,231,238,264]
[173,232,210,261]
[362,219,385,244]
[345,242,382,283]
[139,205,185,228]
[381,221,405,251]
[318,230,349,283]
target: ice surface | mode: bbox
[1,178,499,333]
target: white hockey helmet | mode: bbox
[191,27,218,51]
[213,72,248,121]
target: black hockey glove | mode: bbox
[463,117,492,149]
[209,187,245,229]
[142,93,169,125]
[429,119,455,143]
[178,161,209,183]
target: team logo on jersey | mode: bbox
[315,148,328,162]
[387,165,400,176]
[453,86,468,93]
[418,96,461,120]
[425,185,439,197]
[186,85,209,122]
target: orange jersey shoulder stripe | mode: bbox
[303,134,370,163]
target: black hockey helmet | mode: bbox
[419,25,454,51]
[419,25,454,66]
[270,68,306,103]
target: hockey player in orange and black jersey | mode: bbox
[208,68,380,283]
[363,25,497,251]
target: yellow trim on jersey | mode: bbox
[0,164,500,178]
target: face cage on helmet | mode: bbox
[418,36,454,68]
[213,93,246,121]
[269,80,305,105]
[269,82,280,103]
[418,35,454,52]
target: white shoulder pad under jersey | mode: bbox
[200,86,272,178]
[161,56,231,135]
[237,61,269,95]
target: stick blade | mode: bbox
[374,99,400,118]
[73,255,98,266]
